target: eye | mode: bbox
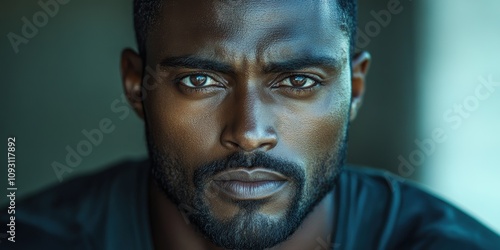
[277,75,319,89]
[178,74,222,88]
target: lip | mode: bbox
[214,168,287,182]
[211,168,288,200]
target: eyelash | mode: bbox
[175,73,323,95]
[174,73,224,90]
[283,85,317,94]
[273,75,323,94]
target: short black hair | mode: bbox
[133,0,357,60]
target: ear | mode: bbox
[350,51,371,121]
[120,48,144,119]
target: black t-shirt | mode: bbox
[2,160,499,249]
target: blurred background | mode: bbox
[1,0,499,234]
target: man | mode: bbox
[2,0,500,249]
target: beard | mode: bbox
[147,127,348,250]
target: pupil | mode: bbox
[190,75,207,86]
[292,76,306,86]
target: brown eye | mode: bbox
[290,76,307,87]
[179,74,221,88]
[278,75,318,89]
[189,75,207,86]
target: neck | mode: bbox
[148,176,336,250]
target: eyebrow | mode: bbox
[159,55,234,74]
[158,55,342,74]
[263,56,342,73]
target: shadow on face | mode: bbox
[120,0,370,249]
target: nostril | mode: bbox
[260,142,276,151]
[236,131,278,152]
[222,140,239,149]
[221,132,277,152]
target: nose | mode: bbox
[221,89,278,152]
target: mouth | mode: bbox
[211,168,288,200]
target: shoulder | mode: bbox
[0,159,147,249]
[337,166,500,249]
[333,166,405,248]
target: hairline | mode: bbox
[133,0,357,62]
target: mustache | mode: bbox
[193,151,305,185]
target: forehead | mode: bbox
[146,0,348,66]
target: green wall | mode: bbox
[1,0,148,204]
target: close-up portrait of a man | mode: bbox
[1,0,500,249]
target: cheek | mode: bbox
[144,87,225,168]
[278,86,350,161]
[276,87,350,194]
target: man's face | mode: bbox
[137,0,354,249]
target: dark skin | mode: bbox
[121,0,370,249]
